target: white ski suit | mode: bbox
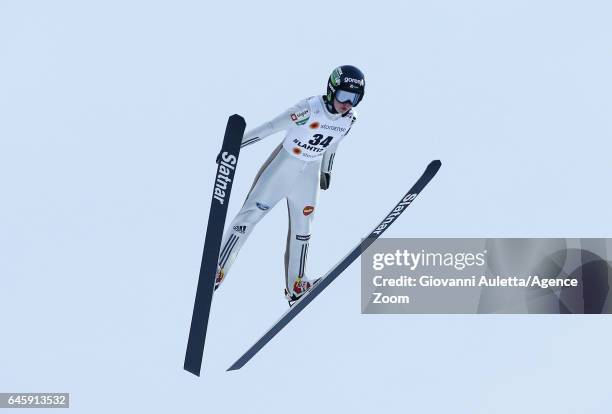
[217,95,357,294]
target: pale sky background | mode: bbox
[1,1,611,413]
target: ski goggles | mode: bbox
[335,89,361,106]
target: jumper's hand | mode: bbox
[320,172,331,190]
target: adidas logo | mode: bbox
[233,225,246,234]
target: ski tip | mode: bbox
[427,160,442,171]
[228,114,246,127]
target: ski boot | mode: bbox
[214,267,225,291]
[284,276,321,307]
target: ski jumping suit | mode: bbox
[216,95,357,294]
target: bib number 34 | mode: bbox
[308,134,333,147]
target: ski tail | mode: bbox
[184,114,246,376]
[227,160,441,371]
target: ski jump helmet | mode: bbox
[326,65,365,107]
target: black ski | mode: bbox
[227,160,441,371]
[184,114,246,376]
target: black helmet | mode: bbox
[326,65,365,107]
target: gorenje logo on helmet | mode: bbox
[343,77,364,86]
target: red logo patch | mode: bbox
[303,206,314,216]
[309,121,320,129]
[290,113,297,121]
[293,147,302,155]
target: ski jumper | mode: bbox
[216,95,357,293]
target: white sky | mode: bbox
[1,1,611,413]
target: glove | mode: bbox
[320,172,331,190]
